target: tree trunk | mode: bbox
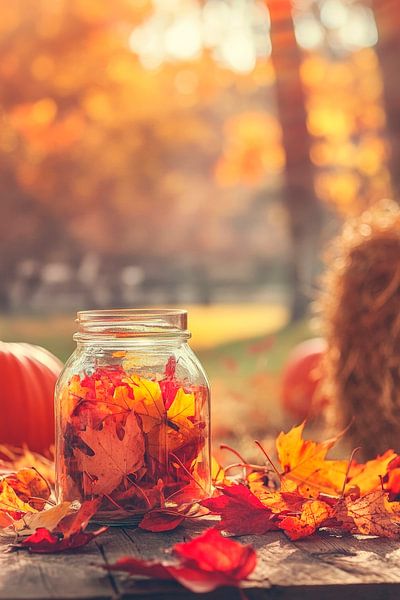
[372,0,400,200]
[267,0,324,320]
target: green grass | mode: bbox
[0,314,76,361]
[0,312,313,377]
[0,312,316,450]
[199,319,313,379]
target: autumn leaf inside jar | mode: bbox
[55,309,211,525]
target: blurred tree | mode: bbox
[0,0,393,311]
[372,0,400,199]
[0,0,289,309]
[267,0,324,320]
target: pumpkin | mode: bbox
[0,342,62,452]
[281,338,328,421]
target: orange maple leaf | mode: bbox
[346,450,397,496]
[276,422,347,497]
[279,499,332,540]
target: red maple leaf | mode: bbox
[57,498,102,537]
[105,527,256,593]
[17,525,107,553]
[201,484,277,535]
[138,509,185,532]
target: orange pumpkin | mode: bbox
[0,342,62,452]
[281,338,328,421]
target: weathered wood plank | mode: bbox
[0,535,114,599]
[2,526,400,599]
[292,532,400,583]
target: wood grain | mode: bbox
[1,525,400,599]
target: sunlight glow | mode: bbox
[129,0,270,73]
[294,0,379,53]
[219,33,257,73]
[164,11,203,60]
[337,6,378,49]
[320,0,348,29]
[294,16,324,50]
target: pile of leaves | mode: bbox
[0,455,106,551]
[58,358,209,521]
[0,452,257,592]
[202,423,400,540]
[3,421,400,594]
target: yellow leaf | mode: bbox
[167,389,195,421]
[0,481,37,515]
[14,502,72,535]
[124,375,165,433]
[276,423,346,496]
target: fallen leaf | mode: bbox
[0,511,17,529]
[0,445,54,487]
[346,491,400,538]
[202,484,277,535]
[247,472,305,514]
[105,556,174,580]
[346,450,397,496]
[57,498,102,537]
[4,467,50,510]
[138,509,185,532]
[0,480,36,515]
[13,502,72,535]
[173,528,256,585]
[279,499,332,540]
[105,528,257,593]
[383,456,400,501]
[16,525,107,553]
[276,422,347,496]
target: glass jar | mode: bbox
[55,309,211,525]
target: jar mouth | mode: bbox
[75,308,190,341]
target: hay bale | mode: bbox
[319,200,400,459]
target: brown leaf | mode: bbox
[139,509,185,532]
[346,491,400,538]
[74,411,145,495]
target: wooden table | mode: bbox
[2,522,400,599]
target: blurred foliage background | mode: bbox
[1,0,399,444]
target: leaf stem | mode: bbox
[340,446,361,498]
[254,440,282,481]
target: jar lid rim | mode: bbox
[76,308,189,339]
[77,308,187,320]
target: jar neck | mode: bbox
[74,308,191,345]
[75,338,189,352]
